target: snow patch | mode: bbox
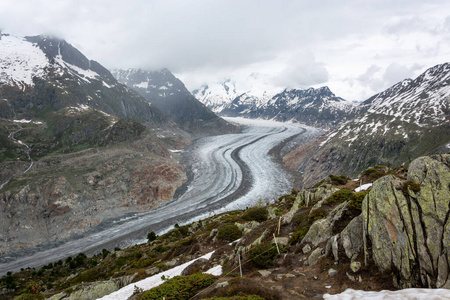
[0,34,49,88]
[66,104,91,114]
[320,131,338,147]
[13,119,43,125]
[355,183,372,192]
[134,81,148,89]
[169,149,183,153]
[324,288,450,299]
[98,251,221,300]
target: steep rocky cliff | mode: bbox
[112,68,236,136]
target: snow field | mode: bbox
[324,288,450,299]
[98,252,222,300]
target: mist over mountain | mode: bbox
[111,68,235,136]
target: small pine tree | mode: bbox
[147,231,157,242]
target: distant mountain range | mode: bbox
[194,81,355,129]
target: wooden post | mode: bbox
[238,250,243,277]
[278,216,282,235]
[273,234,280,255]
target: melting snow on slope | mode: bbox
[13,119,43,125]
[0,34,49,88]
[134,81,148,89]
[354,183,372,192]
[98,251,222,300]
[324,288,450,299]
[55,55,99,83]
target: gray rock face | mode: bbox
[362,154,450,288]
[302,201,348,246]
[283,186,335,224]
[341,214,364,261]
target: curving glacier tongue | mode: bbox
[0,117,320,274]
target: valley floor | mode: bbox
[0,118,320,274]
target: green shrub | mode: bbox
[202,278,280,300]
[154,245,171,253]
[249,242,279,268]
[364,167,386,180]
[402,180,421,196]
[329,174,348,185]
[140,272,216,300]
[309,208,326,221]
[311,179,326,188]
[203,296,265,300]
[102,249,110,259]
[217,224,242,242]
[242,207,268,222]
[147,231,157,242]
[177,225,190,237]
[348,190,369,211]
[326,189,354,204]
[289,227,309,245]
[15,294,45,300]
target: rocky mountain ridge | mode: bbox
[112,68,236,136]
[284,62,450,187]
[1,154,448,299]
[0,33,166,125]
[194,80,355,129]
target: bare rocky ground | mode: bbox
[0,130,188,259]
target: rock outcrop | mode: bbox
[293,154,450,288]
[361,154,450,288]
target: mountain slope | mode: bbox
[257,87,354,128]
[0,33,188,256]
[3,154,449,299]
[284,63,450,187]
[112,68,236,136]
[0,34,167,126]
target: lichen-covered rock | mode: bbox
[235,221,260,235]
[302,201,348,246]
[282,187,335,224]
[49,274,136,300]
[307,247,324,266]
[350,261,361,273]
[362,154,450,288]
[341,214,364,261]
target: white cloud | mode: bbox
[0,0,450,101]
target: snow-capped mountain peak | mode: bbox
[0,33,49,89]
[362,62,450,126]
[195,79,354,129]
[0,33,119,92]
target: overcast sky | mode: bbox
[1,0,450,101]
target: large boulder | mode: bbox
[362,154,450,288]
